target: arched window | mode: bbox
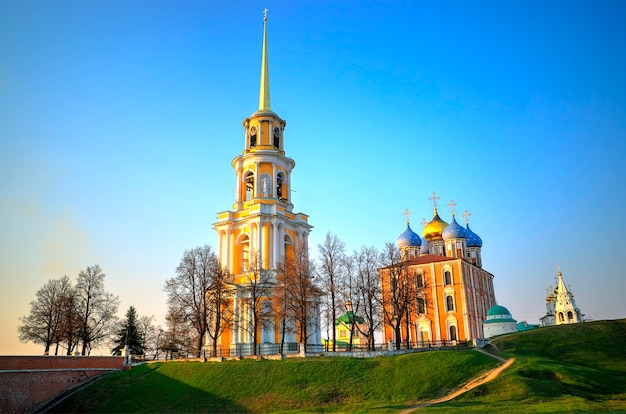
[249,126,257,148]
[446,295,454,312]
[558,312,565,322]
[444,270,452,286]
[417,297,426,314]
[273,127,280,148]
[449,325,457,341]
[244,171,255,201]
[416,272,424,288]
[276,172,285,199]
[567,311,574,320]
[240,235,250,272]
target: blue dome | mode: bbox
[397,224,421,248]
[420,237,429,254]
[466,224,483,247]
[442,216,467,240]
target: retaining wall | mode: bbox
[0,356,124,413]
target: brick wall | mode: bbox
[0,356,124,413]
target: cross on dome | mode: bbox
[403,208,412,225]
[428,191,441,211]
[420,218,428,228]
[462,209,471,225]
[447,199,457,216]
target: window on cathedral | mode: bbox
[567,311,574,320]
[449,325,457,341]
[244,172,255,201]
[558,312,565,322]
[417,297,426,314]
[276,172,284,199]
[273,127,280,148]
[446,295,454,312]
[444,270,452,285]
[416,272,425,288]
[250,126,257,148]
[241,236,250,272]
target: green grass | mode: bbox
[421,319,626,413]
[49,350,498,413]
[49,319,626,413]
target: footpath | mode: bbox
[400,348,514,413]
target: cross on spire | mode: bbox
[428,191,440,211]
[263,8,269,20]
[462,209,471,225]
[403,208,411,225]
[447,199,457,216]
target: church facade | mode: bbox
[540,267,585,326]
[380,194,497,345]
[210,13,321,354]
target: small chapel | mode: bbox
[380,194,497,345]
[540,267,585,326]
[210,12,322,354]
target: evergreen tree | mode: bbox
[111,306,145,356]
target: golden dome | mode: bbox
[423,208,449,242]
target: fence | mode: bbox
[202,340,469,359]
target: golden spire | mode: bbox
[258,8,271,112]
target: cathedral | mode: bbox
[380,193,497,345]
[210,13,321,354]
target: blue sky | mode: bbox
[2,1,625,354]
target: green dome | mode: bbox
[487,305,511,317]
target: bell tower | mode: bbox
[214,11,312,281]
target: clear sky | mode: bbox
[2,1,625,355]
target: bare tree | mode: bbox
[162,303,189,359]
[74,265,119,355]
[18,276,71,355]
[238,253,273,355]
[205,260,232,357]
[317,232,346,352]
[353,246,381,351]
[57,282,81,355]
[275,264,296,354]
[164,245,230,357]
[282,241,320,348]
[379,243,413,350]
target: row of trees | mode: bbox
[162,242,319,358]
[20,234,419,356]
[162,232,421,357]
[18,265,120,355]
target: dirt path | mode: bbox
[399,350,515,413]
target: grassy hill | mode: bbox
[422,318,626,413]
[49,319,626,413]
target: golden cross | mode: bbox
[428,191,440,209]
[462,209,471,225]
[447,199,457,216]
[403,208,411,225]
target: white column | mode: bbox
[233,298,239,344]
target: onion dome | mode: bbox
[465,223,483,247]
[442,215,467,240]
[420,237,429,254]
[423,209,449,242]
[397,224,421,248]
